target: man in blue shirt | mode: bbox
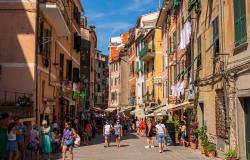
[15,117,27,160]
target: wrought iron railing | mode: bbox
[0,91,33,118]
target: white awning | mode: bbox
[105,108,117,112]
[146,112,167,117]
[91,107,105,112]
[154,102,193,113]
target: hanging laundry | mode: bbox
[180,21,191,49]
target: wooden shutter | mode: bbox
[233,0,247,46]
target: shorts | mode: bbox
[157,134,165,144]
[104,134,110,140]
[7,140,18,152]
[63,142,74,148]
[115,134,121,139]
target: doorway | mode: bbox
[243,97,250,157]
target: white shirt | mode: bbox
[8,130,16,141]
[104,124,111,135]
[156,124,166,134]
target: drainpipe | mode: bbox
[35,0,40,124]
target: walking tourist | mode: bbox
[114,120,123,147]
[180,121,188,147]
[145,118,154,149]
[139,118,145,136]
[15,117,27,160]
[0,113,9,160]
[62,121,77,160]
[51,129,61,153]
[136,118,140,135]
[7,122,20,160]
[27,124,40,159]
[40,120,52,160]
[156,119,167,153]
[103,121,112,147]
[84,121,92,145]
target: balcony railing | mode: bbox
[139,45,155,61]
[0,91,33,118]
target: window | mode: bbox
[103,63,105,68]
[169,65,172,94]
[73,4,80,25]
[130,61,134,75]
[59,53,64,80]
[177,22,180,44]
[66,60,72,81]
[115,78,117,85]
[212,17,219,55]
[197,36,202,68]
[98,62,101,68]
[42,80,45,97]
[142,82,144,97]
[233,0,247,46]
[152,84,155,98]
[39,21,44,53]
[169,36,172,53]
[97,84,100,92]
[98,73,100,79]
[73,68,79,82]
[42,29,52,68]
[103,71,105,76]
[73,32,81,51]
[173,31,177,50]
[174,65,177,82]
[111,92,117,100]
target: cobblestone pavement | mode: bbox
[51,133,221,160]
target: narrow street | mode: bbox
[54,133,219,160]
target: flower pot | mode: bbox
[208,151,216,158]
[190,142,197,149]
[200,144,205,154]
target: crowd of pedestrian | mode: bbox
[0,111,173,160]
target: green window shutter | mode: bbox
[233,0,247,46]
[197,36,202,67]
[140,61,144,73]
[136,61,139,75]
[173,31,177,50]
[152,34,155,51]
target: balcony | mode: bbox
[0,91,34,119]
[139,45,155,61]
[40,0,71,36]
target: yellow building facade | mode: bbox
[140,28,162,105]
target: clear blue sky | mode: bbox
[81,0,161,55]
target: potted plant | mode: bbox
[224,148,238,160]
[173,115,180,144]
[198,126,208,154]
[205,143,216,158]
